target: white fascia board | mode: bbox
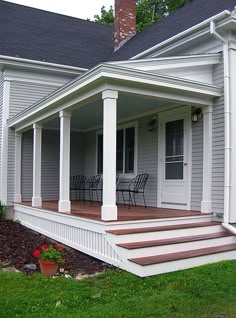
[107,53,221,71]
[8,64,221,130]
[130,10,231,60]
[0,55,87,76]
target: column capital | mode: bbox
[102,90,118,100]
[33,123,42,130]
[59,110,71,118]
[202,105,213,114]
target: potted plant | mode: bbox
[33,244,64,276]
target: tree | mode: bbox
[94,0,190,32]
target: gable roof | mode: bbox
[110,0,236,61]
[1,0,236,70]
[0,0,113,69]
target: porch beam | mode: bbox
[59,110,71,213]
[32,123,42,207]
[14,132,22,202]
[201,105,212,213]
[101,90,118,221]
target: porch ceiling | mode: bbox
[44,93,175,131]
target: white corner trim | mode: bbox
[14,132,22,203]
[0,80,10,204]
[201,105,213,213]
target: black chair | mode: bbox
[117,173,149,208]
[70,175,86,201]
[83,175,101,202]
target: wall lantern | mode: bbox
[147,116,157,132]
[192,108,202,123]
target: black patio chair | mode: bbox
[117,173,149,208]
[83,175,101,202]
[70,175,86,201]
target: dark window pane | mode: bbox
[166,162,183,180]
[117,130,124,173]
[125,127,135,173]
[97,134,103,174]
[166,120,184,157]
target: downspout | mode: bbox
[210,20,236,234]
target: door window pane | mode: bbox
[125,127,135,173]
[165,120,184,180]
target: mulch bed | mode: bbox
[0,220,112,277]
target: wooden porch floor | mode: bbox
[19,201,205,222]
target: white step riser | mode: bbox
[126,250,236,277]
[118,236,236,259]
[106,216,212,231]
[107,225,223,243]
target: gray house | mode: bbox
[1,0,236,276]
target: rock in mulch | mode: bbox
[0,220,112,277]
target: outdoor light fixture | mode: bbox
[192,108,202,123]
[147,116,157,132]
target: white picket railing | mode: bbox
[14,204,123,267]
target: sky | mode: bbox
[4,0,114,20]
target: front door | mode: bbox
[159,108,191,209]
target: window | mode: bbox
[97,126,135,174]
[165,119,184,180]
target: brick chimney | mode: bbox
[114,0,136,51]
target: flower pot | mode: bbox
[39,259,58,276]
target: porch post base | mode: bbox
[201,201,212,213]
[14,194,22,203]
[32,197,42,207]
[101,205,117,221]
[58,200,71,213]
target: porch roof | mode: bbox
[8,62,222,132]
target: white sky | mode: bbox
[4,0,114,20]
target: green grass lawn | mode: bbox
[1,261,236,318]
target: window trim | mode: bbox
[95,121,138,178]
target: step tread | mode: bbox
[117,231,234,249]
[106,221,220,235]
[129,243,236,266]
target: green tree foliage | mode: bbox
[94,0,190,32]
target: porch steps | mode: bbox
[105,221,236,277]
[129,244,236,265]
[106,221,220,235]
[117,231,234,249]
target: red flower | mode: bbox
[56,244,63,249]
[33,249,41,257]
[41,244,48,250]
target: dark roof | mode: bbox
[0,0,113,69]
[110,0,236,61]
[1,0,236,69]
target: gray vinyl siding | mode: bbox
[191,118,203,211]
[21,130,85,201]
[8,81,60,204]
[0,73,3,196]
[212,60,225,214]
[137,115,158,207]
[21,130,33,201]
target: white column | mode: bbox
[101,90,118,221]
[59,110,71,213]
[14,132,22,202]
[32,123,42,207]
[201,106,212,213]
[0,80,10,204]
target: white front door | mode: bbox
[158,107,191,210]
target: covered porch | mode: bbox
[9,60,221,222]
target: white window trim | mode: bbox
[95,121,138,178]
